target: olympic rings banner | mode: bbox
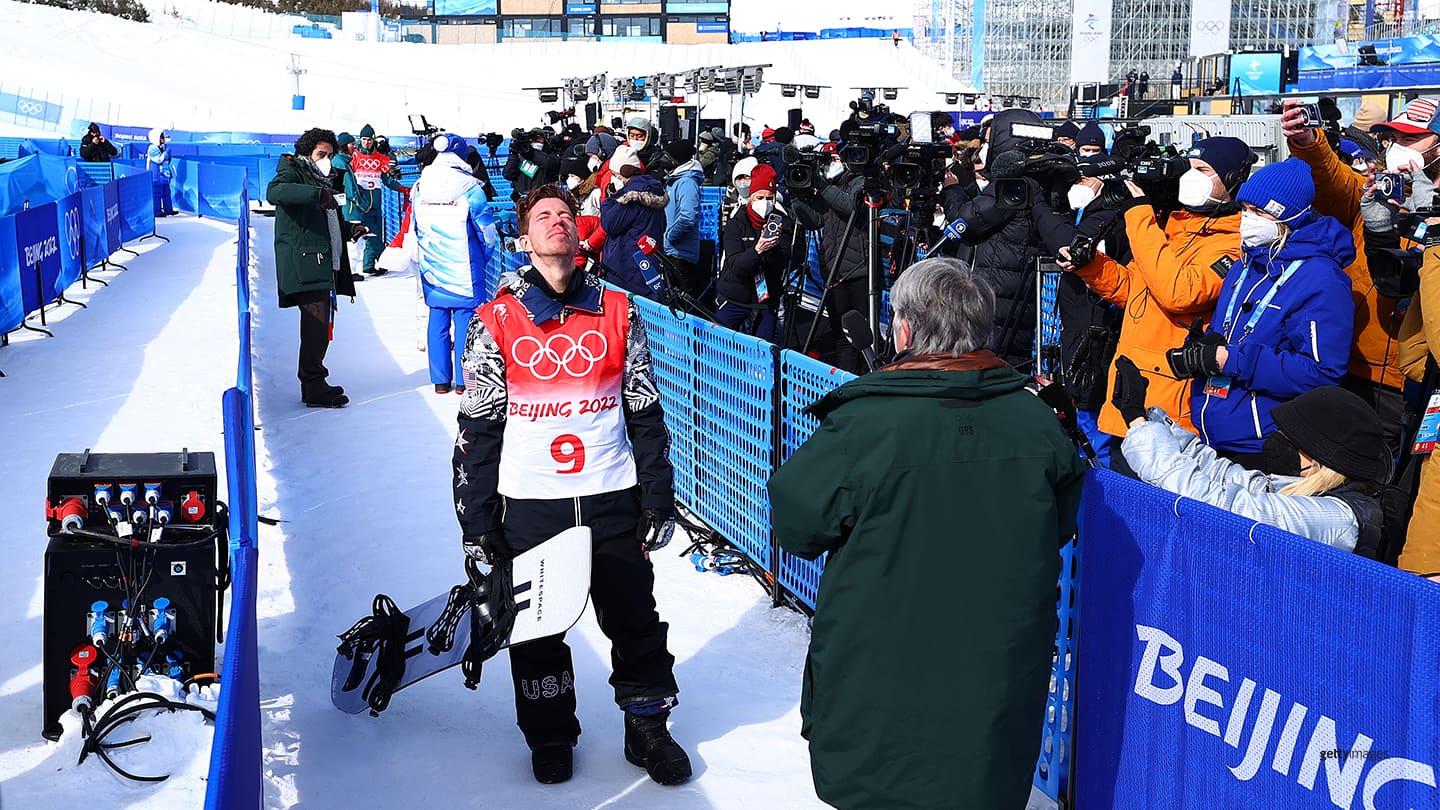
[1076,470,1440,810]
[0,92,63,126]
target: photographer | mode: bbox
[1061,137,1251,450]
[716,165,794,342]
[80,122,117,163]
[1282,98,1431,455]
[503,127,560,202]
[791,152,872,374]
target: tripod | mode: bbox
[800,182,887,363]
[652,252,715,322]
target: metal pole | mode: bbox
[866,194,882,355]
[944,0,955,80]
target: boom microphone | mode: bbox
[841,310,879,373]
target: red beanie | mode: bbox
[761,127,775,142]
[749,164,778,195]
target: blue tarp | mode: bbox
[0,154,82,217]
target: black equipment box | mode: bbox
[41,450,228,740]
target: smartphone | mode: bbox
[762,212,784,240]
[1374,172,1406,204]
[1298,102,1324,129]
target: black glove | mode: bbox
[1111,356,1150,424]
[318,189,339,210]
[462,530,511,566]
[1164,317,1227,379]
[637,508,675,553]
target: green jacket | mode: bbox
[266,155,357,308]
[768,352,1085,810]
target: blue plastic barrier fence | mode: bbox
[112,163,155,241]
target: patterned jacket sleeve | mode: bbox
[453,313,508,537]
[622,305,675,510]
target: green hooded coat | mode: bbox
[768,352,1085,810]
[266,154,357,308]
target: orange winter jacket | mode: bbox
[1076,205,1241,437]
[1288,136,1407,390]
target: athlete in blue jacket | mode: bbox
[410,133,502,393]
[1166,158,1357,463]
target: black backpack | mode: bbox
[1330,482,1412,565]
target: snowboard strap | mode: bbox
[461,558,517,690]
[335,594,411,717]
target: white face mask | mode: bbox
[1240,211,1283,248]
[588,156,601,171]
[735,180,750,198]
[750,198,775,218]
[566,175,581,189]
[313,156,333,176]
[531,142,546,151]
[610,175,626,192]
[825,161,845,179]
[1067,182,1098,211]
[977,143,990,166]
[1386,142,1428,173]
[1177,169,1219,208]
[629,138,646,151]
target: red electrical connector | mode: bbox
[69,644,99,713]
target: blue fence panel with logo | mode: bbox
[1075,470,1440,810]
[113,162,155,241]
[0,213,19,332]
[14,201,61,315]
[0,91,63,126]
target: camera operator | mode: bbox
[1030,154,1132,464]
[935,108,1075,368]
[1058,137,1252,457]
[503,127,560,203]
[1281,97,1433,455]
[1075,122,1107,158]
[717,165,795,342]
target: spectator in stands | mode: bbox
[1075,121,1107,157]
[343,124,402,277]
[717,165,793,341]
[1054,120,1080,152]
[1060,137,1251,468]
[662,139,706,301]
[80,122,117,163]
[1396,228,1440,579]
[1336,139,1378,176]
[768,257,1085,810]
[599,145,669,298]
[1138,70,1150,101]
[1282,99,1424,457]
[266,127,361,409]
[1115,362,1389,553]
[1165,158,1355,467]
[146,128,175,217]
[410,133,501,395]
[504,127,560,204]
[1171,66,1183,91]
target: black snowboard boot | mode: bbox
[301,384,349,408]
[531,743,574,784]
[624,711,691,785]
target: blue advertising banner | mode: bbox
[113,163,154,242]
[15,201,61,315]
[566,3,596,13]
[1076,471,1440,810]
[54,191,83,296]
[102,179,122,254]
[1,92,64,126]
[1230,52,1284,94]
[696,22,729,33]
[433,0,495,15]
[80,185,107,267]
[0,214,19,332]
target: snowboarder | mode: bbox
[452,184,690,787]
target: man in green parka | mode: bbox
[267,127,361,409]
[768,257,1086,809]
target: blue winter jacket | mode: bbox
[1191,214,1357,453]
[663,160,705,263]
[599,173,669,298]
[146,143,171,181]
[411,153,501,310]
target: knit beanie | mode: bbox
[663,138,695,163]
[749,164,778,197]
[337,132,355,148]
[1055,120,1080,141]
[1185,137,1254,187]
[359,123,376,138]
[433,132,467,156]
[1237,158,1316,225]
[761,127,776,142]
[699,130,716,144]
[585,132,619,158]
[732,156,758,185]
[1076,121,1106,150]
[772,126,794,144]
[1352,100,1387,133]
[608,143,644,176]
[1271,386,1387,481]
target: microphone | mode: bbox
[634,236,671,296]
[919,216,970,260]
[841,310,879,373]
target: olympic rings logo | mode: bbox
[511,331,609,380]
[16,100,43,116]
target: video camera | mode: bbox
[992,121,1080,210]
[1127,144,1189,212]
[785,150,830,193]
[839,93,899,172]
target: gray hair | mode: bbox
[889,258,995,357]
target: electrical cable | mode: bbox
[77,691,216,783]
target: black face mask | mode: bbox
[1260,431,1303,477]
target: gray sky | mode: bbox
[728,0,907,32]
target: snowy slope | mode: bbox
[0,211,1058,810]
[0,0,959,139]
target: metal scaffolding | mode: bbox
[914,0,1335,108]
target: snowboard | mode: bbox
[331,526,592,715]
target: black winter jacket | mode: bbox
[718,211,795,307]
[502,144,559,200]
[80,133,118,163]
[793,174,870,284]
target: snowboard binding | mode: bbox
[459,557,517,690]
[335,594,412,717]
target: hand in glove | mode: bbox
[637,508,676,553]
[1165,317,1227,379]
[318,189,339,210]
[1111,355,1151,425]
[463,530,512,566]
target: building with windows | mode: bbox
[412,0,730,45]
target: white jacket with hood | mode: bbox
[410,152,501,309]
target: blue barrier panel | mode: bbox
[688,321,776,567]
[114,163,155,241]
[102,180,122,255]
[382,186,403,243]
[23,138,73,157]
[199,162,249,220]
[0,137,24,160]
[0,153,83,216]
[1035,534,1079,800]
[0,214,19,331]
[1075,470,1440,810]
[630,296,701,506]
[14,200,60,316]
[699,186,725,242]
[80,185,106,267]
[77,161,114,187]
[54,190,82,296]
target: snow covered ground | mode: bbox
[0,212,1058,808]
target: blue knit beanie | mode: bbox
[1184,137,1253,187]
[1237,158,1316,225]
[1076,121,1106,150]
[433,132,467,156]
[359,123,376,139]
[337,132,355,148]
